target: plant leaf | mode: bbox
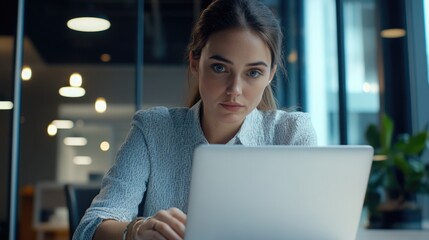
[381,114,394,153]
[365,124,380,149]
[404,131,429,155]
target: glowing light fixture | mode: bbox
[100,53,111,62]
[64,137,88,146]
[0,101,13,110]
[59,73,85,97]
[47,124,57,136]
[100,141,110,151]
[73,156,92,165]
[59,86,86,97]
[69,73,82,87]
[287,50,298,63]
[21,66,32,81]
[381,28,406,38]
[67,17,111,32]
[52,120,74,129]
[95,97,107,113]
[362,82,379,93]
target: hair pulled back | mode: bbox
[187,0,285,110]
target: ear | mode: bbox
[268,64,277,84]
[189,52,199,76]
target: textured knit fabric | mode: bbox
[73,101,317,240]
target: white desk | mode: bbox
[356,229,429,240]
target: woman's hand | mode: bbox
[130,207,187,240]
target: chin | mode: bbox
[218,113,246,125]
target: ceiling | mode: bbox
[1,0,214,65]
[0,0,205,110]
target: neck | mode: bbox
[200,109,242,144]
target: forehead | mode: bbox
[202,28,272,65]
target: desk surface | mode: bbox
[356,229,429,240]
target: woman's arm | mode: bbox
[94,208,186,240]
[93,220,128,240]
[73,114,151,240]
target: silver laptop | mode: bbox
[185,145,373,240]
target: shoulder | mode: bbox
[259,109,311,126]
[258,109,317,145]
[133,106,190,125]
[129,106,193,136]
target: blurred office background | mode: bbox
[1,0,428,239]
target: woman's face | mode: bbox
[190,28,276,126]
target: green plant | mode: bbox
[365,114,429,214]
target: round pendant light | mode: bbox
[67,17,111,32]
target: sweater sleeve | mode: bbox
[72,112,151,240]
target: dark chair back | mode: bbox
[64,184,100,240]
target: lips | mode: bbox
[219,102,244,112]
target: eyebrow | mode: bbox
[209,55,268,67]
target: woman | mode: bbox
[74,0,317,239]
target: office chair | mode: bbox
[64,183,100,240]
[64,183,146,240]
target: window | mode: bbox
[304,0,339,145]
[425,0,429,82]
[304,0,379,145]
[343,0,379,144]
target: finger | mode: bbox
[165,208,187,238]
[150,229,168,240]
[168,208,187,224]
[135,219,168,240]
[141,230,168,240]
[152,219,182,240]
[154,210,186,238]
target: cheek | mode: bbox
[246,81,269,98]
[199,71,224,93]
[198,74,215,100]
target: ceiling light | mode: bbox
[59,86,86,97]
[73,156,92,165]
[362,82,379,93]
[64,137,87,146]
[287,50,298,63]
[52,120,74,129]
[47,124,57,136]
[95,97,107,113]
[380,28,406,38]
[21,66,32,81]
[0,101,13,110]
[362,82,371,93]
[100,141,110,151]
[67,17,111,32]
[69,73,82,87]
[100,53,111,62]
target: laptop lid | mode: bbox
[185,145,373,240]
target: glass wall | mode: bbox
[4,0,198,239]
[343,0,379,144]
[304,0,339,145]
[304,0,379,145]
[20,0,137,183]
[19,0,138,238]
[425,0,429,80]
[0,0,17,238]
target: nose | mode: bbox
[226,74,242,97]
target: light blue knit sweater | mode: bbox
[73,101,317,239]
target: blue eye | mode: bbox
[248,70,262,78]
[212,64,226,73]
